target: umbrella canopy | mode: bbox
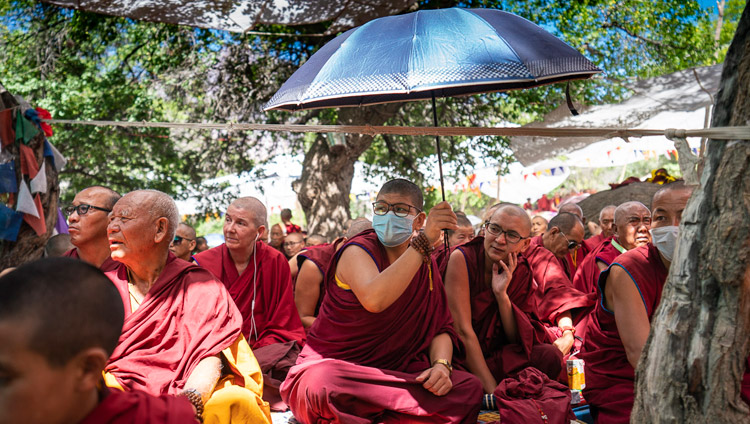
[264,8,600,111]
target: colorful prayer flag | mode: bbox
[16,181,38,218]
[19,144,38,179]
[22,193,46,236]
[14,110,39,144]
[0,162,17,193]
[0,203,23,241]
[30,159,46,193]
[0,108,15,147]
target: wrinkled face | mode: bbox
[448,226,474,247]
[224,205,263,252]
[651,189,692,229]
[107,194,161,266]
[67,188,112,248]
[599,209,615,238]
[550,222,585,259]
[614,206,652,250]
[0,321,78,424]
[269,224,284,248]
[169,225,196,261]
[531,217,547,237]
[483,210,530,263]
[283,233,305,257]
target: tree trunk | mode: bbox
[0,82,59,270]
[632,4,750,422]
[294,104,402,240]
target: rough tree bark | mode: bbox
[0,82,59,270]
[293,103,402,240]
[632,4,750,422]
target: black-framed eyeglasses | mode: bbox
[172,236,193,245]
[65,204,111,216]
[484,222,527,244]
[372,200,421,218]
[561,233,580,250]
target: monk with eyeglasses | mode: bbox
[64,186,121,271]
[169,222,198,263]
[444,204,564,395]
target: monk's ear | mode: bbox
[413,212,426,231]
[188,239,196,252]
[154,217,169,243]
[70,347,109,392]
[611,223,619,237]
[256,225,267,241]
[520,237,531,251]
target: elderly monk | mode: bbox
[445,204,563,397]
[557,203,589,276]
[583,205,616,251]
[268,223,285,253]
[573,202,651,296]
[169,223,198,263]
[282,179,483,423]
[64,186,121,271]
[581,182,694,424]
[539,212,586,280]
[531,215,548,237]
[0,257,200,424]
[195,197,305,411]
[294,218,372,330]
[283,232,306,259]
[104,190,271,424]
[523,215,593,357]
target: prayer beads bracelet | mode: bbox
[560,326,576,336]
[410,230,434,262]
[181,388,204,423]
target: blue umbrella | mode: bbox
[265,7,600,247]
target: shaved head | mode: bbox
[379,178,424,210]
[492,204,532,237]
[614,202,650,226]
[455,213,473,228]
[135,190,180,241]
[177,223,197,240]
[345,217,372,239]
[45,233,73,257]
[230,197,268,228]
[306,234,327,246]
[652,180,694,209]
[0,258,124,366]
[613,201,652,250]
[84,185,121,209]
[558,202,583,220]
[599,205,617,222]
[548,212,582,235]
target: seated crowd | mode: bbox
[2,178,748,424]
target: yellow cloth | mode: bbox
[204,334,271,424]
[105,335,271,424]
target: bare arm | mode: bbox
[445,250,497,394]
[604,265,651,368]
[184,355,222,402]
[294,259,323,329]
[338,202,457,313]
[493,253,519,344]
[416,332,454,396]
[552,311,575,354]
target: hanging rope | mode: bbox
[43,119,750,140]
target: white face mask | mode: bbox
[650,225,679,262]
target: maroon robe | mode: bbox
[196,242,305,411]
[572,236,623,296]
[281,229,482,423]
[457,237,563,381]
[195,242,305,349]
[524,236,594,325]
[80,387,198,424]
[582,233,607,252]
[294,238,344,315]
[580,243,666,424]
[431,242,453,278]
[561,241,589,280]
[64,248,120,272]
[105,254,244,395]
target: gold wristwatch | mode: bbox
[432,359,453,376]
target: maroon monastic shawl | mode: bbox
[64,248,120,272]
[524,236,594,324]
[105,254,244,395]
[572,236,621,295]
[561,242,589,280]
[195,242,305,349]
[305,229,461,373]
[582,233,607,253]
[457,236,549,360]
[80,387,198,424]
[295,238,344,313]
[580,243,667,424]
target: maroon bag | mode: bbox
[494,367,574,424]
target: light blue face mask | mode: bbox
[372,211,415,247]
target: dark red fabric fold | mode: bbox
[524,236,594,324]
[195,242,305,349]
[305,229,461,373]
[0,108,14,147]
[294,238,344,313]
[572,236,620,295]
[580,243,667,423]
[64,248,121,272]
[582,233,607,252]
[494,367,574,424]
[105,254,244,395]
[81,387,198,424]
